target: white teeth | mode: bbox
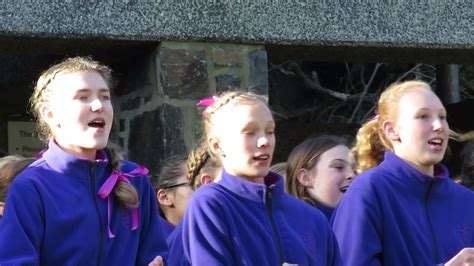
[429,139,442,144]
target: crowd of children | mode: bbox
[0,56,472,265]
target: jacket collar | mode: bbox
[218,170,284,204]
[380,151,449,184]
[42,139,109,179]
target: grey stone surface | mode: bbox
[160,47,208,99]
[249,50,269,95]
[211,47,243,67]
[128,104,186,174]
[0,1,472,49]
[119,96,141,111]
[216,74,241,92]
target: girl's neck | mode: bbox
[54,139,97,161]
[163,209,182,226]
[240,175,265,184]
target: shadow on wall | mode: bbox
[273,120,359,163]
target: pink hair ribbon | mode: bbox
[196,96,219,116]
[196,96,219,107]
[98,165,149,238]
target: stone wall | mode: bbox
[113,41,267,173]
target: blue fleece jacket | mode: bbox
[182,170,342,265]
[332,151,474,266]
[0,140,168,265]
[167,222,188,266]
[159,216,175,239]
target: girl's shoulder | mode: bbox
[120,160,141,171]
[187,183,231,211]
[281,193,328,224]
[12,158,48,182]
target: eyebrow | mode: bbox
[416,107,446,112]
[76,88,110,93]
[330,159,349,164]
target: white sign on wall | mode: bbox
[8,121,45,157]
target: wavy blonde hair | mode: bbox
[352,80,432,174]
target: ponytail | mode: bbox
[352,119,387,174]
[105,147,138,208]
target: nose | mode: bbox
[433,118,447,132]
[257,136,270,148]
[346,167,355,180]
[90,98,103,112]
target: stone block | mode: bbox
[128,104,187,174]
[160,48,209,99]
[211,47,243,68]
[249,50,269,95]
[216,74,241,93]
[120,96,141,111]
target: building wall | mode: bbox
[113,41,267,172]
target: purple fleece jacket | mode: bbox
[0,140,168,265]
[332,151,474,266]
[182,170,342,265]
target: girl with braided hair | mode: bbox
[182,90,342,265]
[332,80,474,265]
[0,57,167,265]
[166,139,222,265]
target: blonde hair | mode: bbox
[186,139,222,190]
[29,57,137,209]
[352,80,432,173]
[202,90,269,159]
[104,145,139,209]
[29,56,114,143]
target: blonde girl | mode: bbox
[332,80,474,265]
[182,91,342,265]
[0,57,167,265]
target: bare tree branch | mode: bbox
[287,62,351,101]
[349,63,383,123]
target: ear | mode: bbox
[296,168,313,188]
[40,105,60,130]
[0,202,4,216]
[382,120,400,141]
[199,173,214,185]
[157,189,174,207]
[208,136,224,157]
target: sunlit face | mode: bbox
[390,87,449,175]
[212,101,275,183]
[45,70,113,160]
[306,145,355,208]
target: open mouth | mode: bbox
[339,185,349,193]
[428,138,443,148]
[253,154,270,161]
[88,119,105,129]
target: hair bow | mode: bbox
[98,165,149,238]
[196,96,219,116]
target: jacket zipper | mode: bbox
[265,186,284,263]
[424,180,439,264]
[90,162,104,266]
